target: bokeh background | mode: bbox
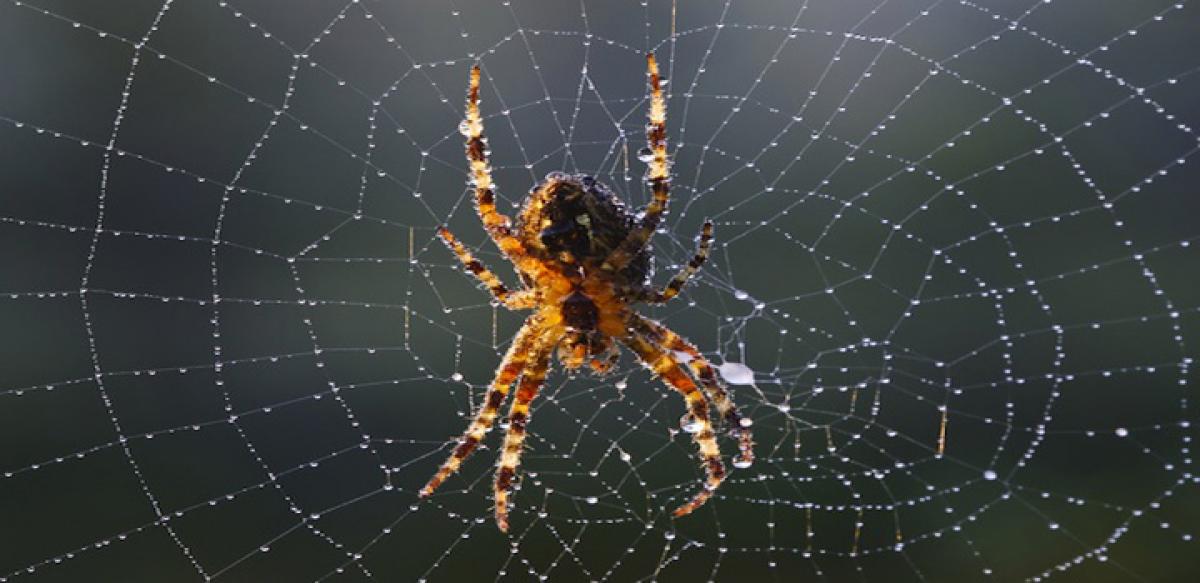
[2,0,1199,581]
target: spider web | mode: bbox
[2,0,1198,580]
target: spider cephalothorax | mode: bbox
[419,55,754,532]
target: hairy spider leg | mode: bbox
[634,315,754,468]
[419,317,544,498]
[620,325,726,518]
[493,333,557,532]
[641,220,713,304]
[437,226,536,309]
[464,65,525,259]
[603,53,671,273]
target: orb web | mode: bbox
[1,0,1198,581]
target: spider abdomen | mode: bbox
[518,173,651,285]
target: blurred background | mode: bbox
[1,0,1198,581]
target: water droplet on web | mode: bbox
[1115,427,1129,437]
[983,470,998,481]
[718,363,755,385]
[585,496,598,505]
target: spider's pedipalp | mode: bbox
[494,333,556,532]
[635,315,754,468]
[438,226,536,309]
[420,316,544,498]
[620,322,726,518]
[602,53,670,274]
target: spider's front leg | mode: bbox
[419,316,544,498]
[634,315,753,468]
[620,319,727,518]
[438,226,536,310]
[493,333,556,532]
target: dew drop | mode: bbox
[718,362,755,385]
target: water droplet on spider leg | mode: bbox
[732,457,753,469]
[636,148,654,163]
[657,77,669,88]
[458,120,471,136]
[679,414,702,433]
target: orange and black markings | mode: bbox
[421,53,753,532]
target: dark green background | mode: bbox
[1,0,1198,581]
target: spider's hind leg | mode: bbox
[463,65,525,260]
[603,53,671,273]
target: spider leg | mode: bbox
[464,65,525,259]
[438,226,535,309]
[602,53,671,273]
[639,220,713,304]
[419,316,543,498]
[619,321,726,518]
[493,332,557,532]
[634,315,754,468]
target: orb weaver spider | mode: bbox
[419,54,754,532]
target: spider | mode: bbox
[419,54,754,532]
